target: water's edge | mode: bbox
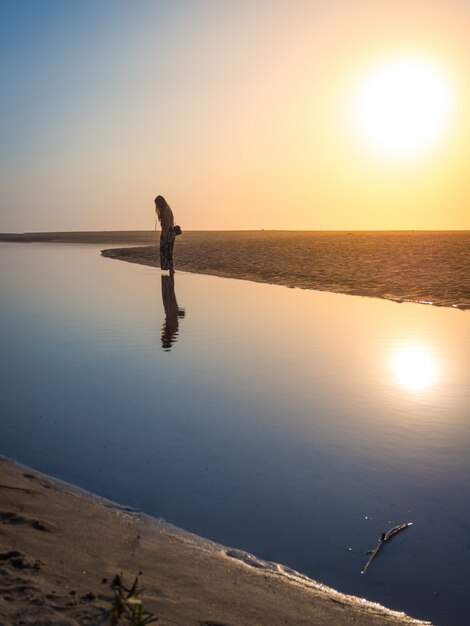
[101,245,470,311]
[0,454,430,625]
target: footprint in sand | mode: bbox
[0,511,56,532]
[0,550,42,570]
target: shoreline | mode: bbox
[0,456,430,625]
[1,230,469,309]
[101,232,470,310]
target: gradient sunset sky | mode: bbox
[1,0,469,232]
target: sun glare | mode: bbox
[354,55,453,158]
[391,346,438,391]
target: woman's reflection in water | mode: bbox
[161,275,185,351]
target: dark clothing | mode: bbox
[159,205,176,271]
[160,230,175,271]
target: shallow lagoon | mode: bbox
[1,243,469,625]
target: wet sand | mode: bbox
[0,457,429,626]
[101,230,469,309]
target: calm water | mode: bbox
[1,243,469,626]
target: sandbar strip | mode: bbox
[101,230,469,309]
[1,230,468,308]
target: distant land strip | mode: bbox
[0,230,158,244]
[2,230,469,309]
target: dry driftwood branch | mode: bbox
[361,522,412,574]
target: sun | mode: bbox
[354,55,453,158]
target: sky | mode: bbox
[1,0,469,232]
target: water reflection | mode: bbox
[390,345,438,391]
[161,275,185,351]
[1,244,469,626]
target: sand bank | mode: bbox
[101,230,469,309]
[0,457,429,626]
[2,230,468,308]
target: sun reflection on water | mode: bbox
[391,345,438,391]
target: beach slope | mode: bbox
[0,458,429,626]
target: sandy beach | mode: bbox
[91,230,468,310]
[0,457,430,625]
[102,231,469,309]
[3,230,468,309]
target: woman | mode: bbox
[155,195,176,274]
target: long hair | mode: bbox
[155,195,169,224]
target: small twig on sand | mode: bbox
[361,523,413,574]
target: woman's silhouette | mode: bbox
[155,195,176,274]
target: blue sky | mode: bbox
[1,1,192,230]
